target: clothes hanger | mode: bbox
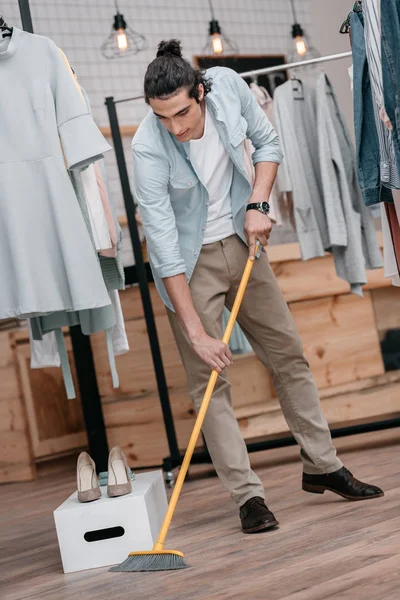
[290,70,304,100]
[0,14,13,38]
[339,1,362,34]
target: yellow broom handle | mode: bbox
[153,243,260,551]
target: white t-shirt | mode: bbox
[190,106,235,245]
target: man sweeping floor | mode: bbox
[131,39,384,535]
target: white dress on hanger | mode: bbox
[0,28,112,319]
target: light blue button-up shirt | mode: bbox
[132,67,283,311]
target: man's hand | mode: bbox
[244,208,272,259]
[190,328,233,374]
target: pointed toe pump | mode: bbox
[77,451,101,503]
[107,446,132,498]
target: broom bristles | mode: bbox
[109,552,189,572]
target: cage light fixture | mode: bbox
[287,0,319,63]
[203,0,239,56]
[101,1,147,59]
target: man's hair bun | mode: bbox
[156,39,182,58]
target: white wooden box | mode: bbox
[54,470,167,573]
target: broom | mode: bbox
[110,242,261,573]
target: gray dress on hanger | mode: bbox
[0,27,112,319]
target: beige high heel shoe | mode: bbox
[77,451,101,503]
[107,446,132,498]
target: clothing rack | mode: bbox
[239,51,352,79]
[15,0,110,473]
[105,49,400,484]
[107,50,353,107]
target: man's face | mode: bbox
[149,85,205,142]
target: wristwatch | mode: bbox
[246,201,270,215]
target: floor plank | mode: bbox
[0,429,399,600]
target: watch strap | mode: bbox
[246,202,270,214]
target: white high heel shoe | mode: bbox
[76,451,101,503]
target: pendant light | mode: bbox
[287,0,319,63]
[101,1,147,59]
[203,0,239,56]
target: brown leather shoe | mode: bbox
[302,466,384,501]
[240,497,279,533]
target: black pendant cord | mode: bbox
[289,0,298,23]
[208,0,216,20]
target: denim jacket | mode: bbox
[381,0,400,177]
[350,9,393,206]
[132,67,282,311]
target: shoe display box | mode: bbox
[54,470,167,573]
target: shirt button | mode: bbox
[194,251,199,257]
[205,202,209,207]
[188,181,192,186]
[202,226,206,231]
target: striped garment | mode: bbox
[363,0,400,189]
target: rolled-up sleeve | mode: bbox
[229,72,283,166]
[132,142,186,279]
[47,40,111,170]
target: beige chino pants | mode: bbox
[167,235,342,506]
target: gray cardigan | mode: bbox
[315,74,382,295]
[274,80,326,261]
[274,76,382,293]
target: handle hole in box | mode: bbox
[84,526,125,542]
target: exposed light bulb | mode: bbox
[117,28,128,51]
[101,3,147,60]
[212,33,223,55]
[295,36,307,56]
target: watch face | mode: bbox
[261,201,270,213]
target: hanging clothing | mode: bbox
[274,76,382,292]
[385,202,400,270]
[27,62,128,396]
[363,0,400,189]
[316,74,383,295]
[273,80,326,260]
[381,0,400,179]
[29,290,129,368]
[81,164,113,252]
[95,162,118,258]
[0,28,112,319]
[380,200,400,286]
[0,30,127,396]
[350,8,394,205]
[249,83,295,230]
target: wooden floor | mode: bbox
[1,429,399,600]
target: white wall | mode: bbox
[308,0,354,136]
[2,0,311,126]
[3,0,317,260]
